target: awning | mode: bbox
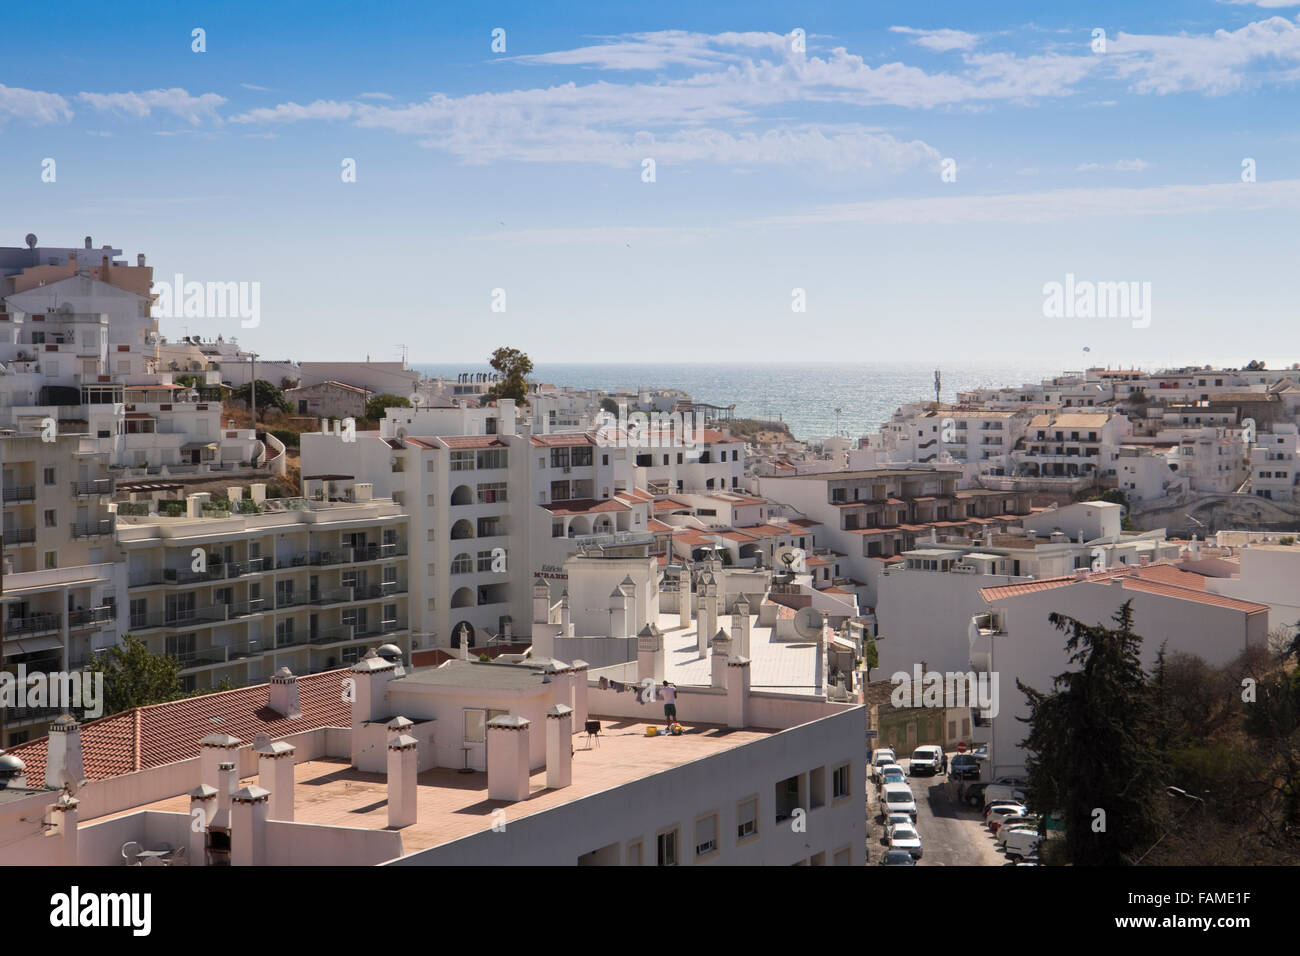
[181,442,218,451]
[3,634,65,657]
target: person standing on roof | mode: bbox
[660,680,678,729]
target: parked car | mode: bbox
[961,781,993,807]
[870,749,898,783]
[910,745,945,776]
[982,784,1028,808]
[881,783,918,822]
[878,849,916,866]
[1003,827,1042,861]
[950,753,985,781]
[995,815,1040,847]
[887,823,923,860]
[986,803,1029,833]
[884,811,912,831]
[878,764,908,789]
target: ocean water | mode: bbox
[412,362,1063,440]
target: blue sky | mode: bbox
[4,0,1300,368]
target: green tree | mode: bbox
[231,380,291,420]
[88,635,185,716]
[485,347,533,405]
[862,633,879,683]
[365,393,411,421]
[1017,601,1169,865]
[599,397,620,416]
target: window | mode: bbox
[832,762,850,800]
[477,482,508,504]
[451,553,474,574]
[449,450,475,471]
[810,766,826,809]
[44,509,57,527]
[44,551,58,570]
[656,829,678,866]
[571,447,592,467]
[553,521,565,538]
[602,454,609,466]
[477,448,508,470]
[43,466,56,486]
[129,598,148,629]
[426,459,436,473]
[477,550,497,572]
[165,633,196,660]
[737,797,758,841]
[276,618,296,646]
[695,814,718,858]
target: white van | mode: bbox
[910,745,945,776]
[870,749,897,783]
[881,783,917,822]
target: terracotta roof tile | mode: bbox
[8,669,351,785]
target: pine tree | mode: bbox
[1017,601,1168,865]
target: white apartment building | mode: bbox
[115,486,410,691]
[1011,411,1131,480]
[875,407,1028,474]
[972,570,1268,779]
[302,401,532,650]
[1,647,866,866]
[1250,425,1299,502]
[2,432,125,746]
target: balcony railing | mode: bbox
[2,485,36,504]
[6,613,62,635]
[5,527,37,544]
[71,519,115,539]
[72,478,115,497]
[69,606,117,629]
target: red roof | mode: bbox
[439,436,507,449]
[7,669,351,785]
[541,498,630,516]
[530,434,595,447]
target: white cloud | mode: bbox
[1076,158,1151,171]
[358,92,394,100]
[1107,16,1300,94]
[889,27,981,52]
[752,179,1300,226]
[0,85,72,124]
[241,83,274,92]
[76,88,226,125]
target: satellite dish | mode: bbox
[776,546,806,573]
[793,606,824,640]
[24,233,37,249]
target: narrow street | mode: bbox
[867,762,1010,866]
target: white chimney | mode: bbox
[677,566,691,628]
[186,493,210,518]
[255,739,296,821]
[711,630,731,688]
[249,483,267,504]
[231,786,271,866]
[386,732,419,829]
[487,715,531,802]
[199,733,242,792]
[43,714,85,793]
[268,666,302,718]
[354,482,373,502]
[727,657,751,728]
[732,597,751,659]
[570,660,589,729]
[545,704,573,789]
[188,785,217,865]
[637,624,664,684]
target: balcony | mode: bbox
[72,478,115,497]
[5,527,36,545]
[69,605,117,629]
[6,612,63,635]
[2,486,36,504]
[71,519,115,540]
